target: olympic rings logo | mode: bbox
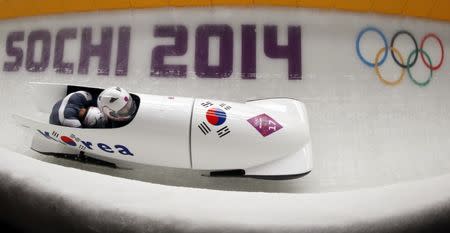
[356,26,445,87]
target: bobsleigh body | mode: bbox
[16,83,312,179]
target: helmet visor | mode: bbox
[108,98,136,121]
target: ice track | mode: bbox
[0,7,449,232]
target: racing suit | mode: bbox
[49,91,92,128]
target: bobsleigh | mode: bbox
[14,82,312,179]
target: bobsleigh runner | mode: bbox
[14,83,312,179]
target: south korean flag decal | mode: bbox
[197,101,232,138]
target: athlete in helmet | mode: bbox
[83,107,108,128]
[49,90,93,128]
[97,87,137,123]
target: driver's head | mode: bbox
[97,87,136,121]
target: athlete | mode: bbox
[97,87,137,126]
[49,91,107,128]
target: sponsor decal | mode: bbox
[2,25,301,79]
[37,129,134,156]
[247,113,283,137]
[356,27,445,87]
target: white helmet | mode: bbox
[97,87,136,121]
[83,107,108,128]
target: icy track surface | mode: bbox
[1,147,450,233]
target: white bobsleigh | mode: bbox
[14,83,312,179]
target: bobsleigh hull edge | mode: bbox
[17,83,312,179]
